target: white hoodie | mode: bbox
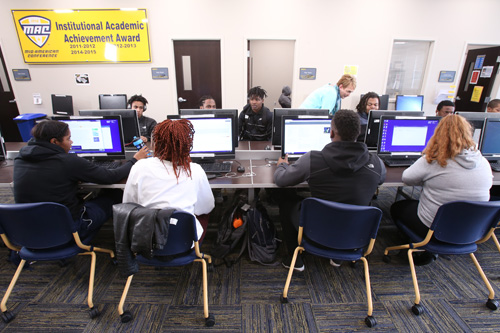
[402,149,493,227]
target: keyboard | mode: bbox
[91,160,122,169]
[199,162,231,173]
[490,161,500,172]
[381,157,419,167]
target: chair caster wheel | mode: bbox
[350,260,357,268]
[280,295,288,303]
[208,263,214,272]
[89,307,100,319]
[365,315,377,327]
[112,258,118,265]
[486,299,499,310]
[121,310,133,323]
[205,313,215,327]
[1,311,15,323]
[412,304,424,315]
[382,255,391,263]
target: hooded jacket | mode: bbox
[402,149,493,227]
[14,140,136,219]
[238,104,273,141]
[274,141,385,205]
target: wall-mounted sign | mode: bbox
[151,67,168,80]
[12,9,151,64]
[12,69,31,81]
[343,65,358,76]
[474,55,485,70]
[299,68,316,80]
[480,66,494,78]
[75,73,90,85]
[471,86,483,103]
[438,70,456,82]
[470,70,480,84]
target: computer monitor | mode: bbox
[364,110,425,149]
[377,116,440,156]
[281,116,332,159]
[51,94,74,116]
[79,109,140,145]
[272,108,330,146]
[179,109,238,147]
[455,111,500,146]
[56,116,126,160]
[479,118,500,161]
[0,126,6,161]
[395,95,424,111]
[360,94,389,110]
[98,94,127,109]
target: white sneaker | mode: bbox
[330,259,341,267]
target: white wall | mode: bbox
[1,0,500,123]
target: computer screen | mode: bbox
[56,116,126,160]
[281,116,332,159]
[395,95,424,111]
[360,94,390,110]
[79,109,140,145]
[272,108,330,146]
[377,116,440,154]
[51,94,74,116]
[364,110,425,149]
[98,94,127,110]
[0,126,6,161]
[455,111,500,146]
[179,109,238,147]
[479,118,500,161]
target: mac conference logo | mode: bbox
[19,15,51,48]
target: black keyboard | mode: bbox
[199,162,231,173]
[381,157,419,167]
[490,161,500,172]
[91,160,122,169]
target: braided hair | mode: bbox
[152,119,195,180]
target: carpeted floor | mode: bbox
[0,186,500,332]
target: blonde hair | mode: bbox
[423,114,475,167]
[337,74,357,89]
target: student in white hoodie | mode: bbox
[391,114,493,265]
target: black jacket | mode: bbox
[238,104,273,141]
[113,203,175,277]
[13,140,136,219]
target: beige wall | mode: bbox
[1,0,500,123]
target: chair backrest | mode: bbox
[0,202,78,249]
[300,198,383,250]
[431,200,500,245]
[153,211,198,256]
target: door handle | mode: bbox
[9,99,16,103]
[178,97,187,103]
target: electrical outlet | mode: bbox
[33,93,42,105]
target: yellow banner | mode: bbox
[12,9,151,64]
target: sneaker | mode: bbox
[413,252,438,266]
[330,259,341,267]
[282,255,305,272]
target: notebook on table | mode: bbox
[377,116,440,167]
[281,116,332,160]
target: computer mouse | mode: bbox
[265,145,271,150]
[237,165,245,173]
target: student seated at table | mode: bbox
[390,114,492,266]
[273,109,386,271]
[487,99,500,113]
[13,120,149,238]
[123,119,215,242]
[238,86,273,141]
[355,92,380,142]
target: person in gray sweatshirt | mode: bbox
[391,114,493,265]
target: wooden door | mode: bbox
[0,46,21,141]
[173,40,221,111]
[455,46,500,112]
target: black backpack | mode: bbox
[246,201,279,266]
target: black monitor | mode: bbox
[455,111,500,146]
[98,94,127,109]
[51,94,74,116]
[479,118,500,161]
[272,108,330,146]
[395,95,424,111]
[281,116,332,160]
[0,126,6,161]
[364,110,425,149]
[79,109,140,145]
[360,94,389,110]
[179,109,238,147]
[56,116,126,160]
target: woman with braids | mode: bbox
[123,119,214,242]
[390,115,492,265]
[355,92,380,125]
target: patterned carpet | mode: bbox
[0,186,500,332]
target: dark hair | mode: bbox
[355,92,380,114]
[487,99,500,109]
[152,119,194,180]
[31,120,69,142]
[128,94,148,106]
[247,86,267,99]
[437,100,455,111]
[332,109,360,142]
[198,95,215,107]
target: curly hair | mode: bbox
[356,92,380,115]
[152,119,195,180]
[423,114,475,167]
[332,109,360,142]
[247,86,267,99]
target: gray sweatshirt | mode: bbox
[402,149,493,227]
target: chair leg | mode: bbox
[118,275,134,323]
[79,252,96,309]
[360,257,377,327]
[195,258,214,327]
[384,243,410,256]
[1,259,26,314]
[281,246,302,302]
[491,234,500,253]
[92,246,115,259]
[469,253,495,300]
[408,249,425,315]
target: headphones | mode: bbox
[127,95,147,111]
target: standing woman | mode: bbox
[390,115,493,265]
[123,119,214,242]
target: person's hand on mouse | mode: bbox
[278,154,289,165]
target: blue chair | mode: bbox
[0,202,115,323]
[384,200,500,315]
[280,198,383,328]
[117,209,215,327]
